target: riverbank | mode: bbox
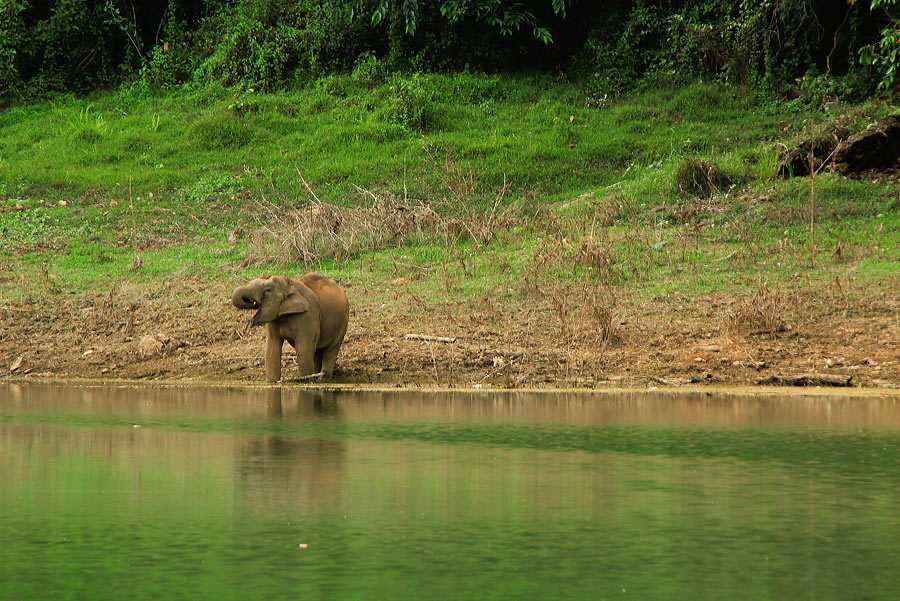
[3,272,898,389]
[2,78,899,389]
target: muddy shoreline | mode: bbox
[4,376,900,399]
[3,278,898,391]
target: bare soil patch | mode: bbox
[3,274,898,390]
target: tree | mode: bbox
[336,0,573,43]
[859,0,900,90]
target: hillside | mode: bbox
[1,76,899,388]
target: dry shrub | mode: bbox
[527,227,622,288]
[581,283,619,344]
[575,238,618,284]
[731,280,788,338]
[246,187,518,267]
[544,280,619,345]
[249,192,438,265]
[594,195,627,226]
[424,145,477,198]
[674,158,730,198]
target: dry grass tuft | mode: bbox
[245,184,518,267]
[674,158,730,198]
[731,280,789,338]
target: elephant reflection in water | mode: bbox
[237,389,346,513]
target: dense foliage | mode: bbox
[1,0,899,100]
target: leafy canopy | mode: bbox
[336,0,573,43]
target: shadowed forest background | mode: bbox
[2,1,899,100]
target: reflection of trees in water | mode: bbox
[4,382,900,428]
[320,388,900,428]
[236,389,346,516]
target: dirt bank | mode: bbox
[2,275,898,390]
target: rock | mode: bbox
[10,356,24,372]
[138,335,164,357]
[698,345,720,352]
[833,114,900,176]
[777,136,836,178]
[137,333,183,357]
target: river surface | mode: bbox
[2,383,900,600]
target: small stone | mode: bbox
[10,356,24,372]
[110,200,118,207]
[81,349,95,357]
[138,335,164,357]
[58,200,68,207]
[693,357,705,363]
[699,345,720,352]
[15,202,24,210]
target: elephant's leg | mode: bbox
[314,349,324,374]
[290,335,318,378]
[265,324,284,382]
[318,321,348,379]
[296,348,317,377]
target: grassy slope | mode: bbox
[1,74,898,307]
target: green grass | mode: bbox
[1,73,899,301]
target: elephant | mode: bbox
[231,273,349,382]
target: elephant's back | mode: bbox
[300,273,349,317]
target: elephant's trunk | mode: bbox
[231,285,259,310]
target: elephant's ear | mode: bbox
[278,290,310,316]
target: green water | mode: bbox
[2,384,900,600]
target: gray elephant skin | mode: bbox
[232,273,349,382]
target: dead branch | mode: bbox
[404,334,457,343]
[756,373,852,387]
[295,371,326,382]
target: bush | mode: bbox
[674,158,730,198]
[0,1,25,99]
[14,0,148,96]
[351,52,388,88]
[194,2,304,91]
[388,74,437,133]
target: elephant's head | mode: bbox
[231,276,310,326]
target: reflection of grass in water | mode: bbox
[4,412,900,475]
